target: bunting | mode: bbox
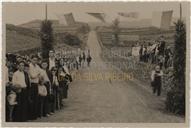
[87,13,106,23]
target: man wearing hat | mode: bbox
[48,50,56,70]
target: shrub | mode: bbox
[165,20,186,115]
[40,20,54,59]
[63,33,82,46]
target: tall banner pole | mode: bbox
[180,3,182,20]
[45,3,48,21]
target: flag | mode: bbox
[56,14,67,25]
[152,10,173,30]
[160,10,173,30]
[118,12,139,18]
[87,13,106,22]
[151,11,162,28]
[64,13,76,26]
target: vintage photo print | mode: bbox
[1,1,190,127]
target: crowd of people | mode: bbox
[131,36,173,96]
[139,36,172,96]
[5,49,92,122]
[138,36,173,69]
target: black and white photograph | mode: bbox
[2,1,190,127]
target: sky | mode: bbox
[3,2,189,25]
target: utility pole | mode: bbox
[45,3,48,21]
[180,3,182,20]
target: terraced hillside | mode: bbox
[6,23,89,54]
[6,24,41,53]
[96,26,175,47]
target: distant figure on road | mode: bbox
[78,55,82,67]
[151,65,163,96]
[86,54,92,67]
[82,52,86,68]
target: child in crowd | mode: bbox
[38,77,47,118]
[151,65,163,96]
[7,90,17,121]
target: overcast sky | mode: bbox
[3,2,189,25]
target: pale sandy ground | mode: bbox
[35,31,184,123]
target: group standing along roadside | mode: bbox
[5,49,92,122]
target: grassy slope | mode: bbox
[6,24,41,53]
[6,24,87,53]
[97,26,175,47]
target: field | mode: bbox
[6,24,41,53]
[96,26,175,47]
[6,23,89,54]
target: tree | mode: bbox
[111,18,120,46]
[40,20,54,59]
[165,20,186,115]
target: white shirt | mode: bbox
[49,58,55,70]
[52,75,59,86]
[29,63,41,83]
[151,70,163,81]
[63,65,70,75]
[40,69,50,82]
[5,66,9,84]
[132,46,141,56]
[12,70,27,88]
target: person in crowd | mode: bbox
[49,50,56,70]
[139,45,143,62]
[49,67,60,111]
[82,51,86,68]
[86,54,92,67]
[57,67,69,109]
[151,65,163,96]
[78,55,82,67]
[24,63,30,73]
[16,55,23,64]
[158,55,165,69]
[75,56,79,70]
[40,60,52,117]
[12,61,30,122]
[63,61,70,75]
[143,46,148,62]
[37,58,42,67]
[158,36,166,56]
[7,90,17,122]
[58,58,64,67]
[55,53,61,67]
[29,55,41,120]
[168,54,173,68]
[6,54,17,73]
[24,63,33,121]
[6,62,16,122]
[164,46,173,69]
[58,58,70,74]
[37,77,47,118]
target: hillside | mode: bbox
[6,24,41,53]
[6,23,88,53]
[96,26,175,47]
